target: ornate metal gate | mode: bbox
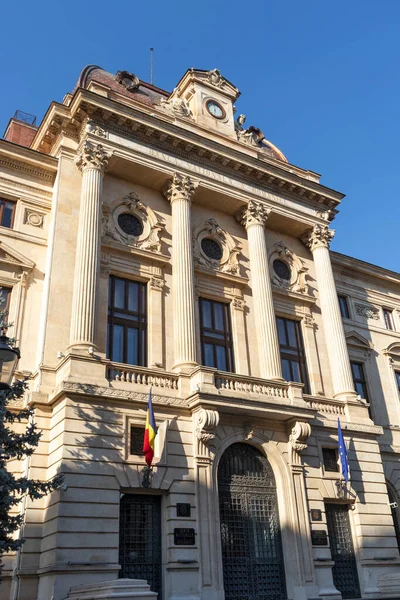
[218,443,287,600]
[119,494,162,598]
[325,503,360,599]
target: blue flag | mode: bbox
[338,418,350,483]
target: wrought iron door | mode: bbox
[119,494,162,598]
[218,443,287,600]
[325,504,360,599]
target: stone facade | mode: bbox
[1,66,400,600]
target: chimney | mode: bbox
[4,110,38,148]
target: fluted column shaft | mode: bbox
[238,201,282,380]
[165,174,198,370]
[303,225,356,400]
[70,142,111,348]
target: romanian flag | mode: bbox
[143,389,157,467]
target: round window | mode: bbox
[201,238,223,260]
[273,259,291,281]
[117,213,143,236]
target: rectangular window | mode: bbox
[277,317,309,393]
[351,361,368,400]
[383,309,394,331]
[395,372,400,396]
[199,298,234,372]
[107,276,147,366]
[338,295,350,319]
[322,447,339,473]
[129,425,145,456]
[0,199,16,229]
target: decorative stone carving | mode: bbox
[232,296,245,311]
[195,408,219,445]
[269,241,308,294]
[150,276,164,290]
[207,68,226,88]
[236,200,271,229]
[193,218,241,275]
[101,191,165,253]
[355,303,379,320]
[289,421,311,465]
[303,313,316,328]
[24,209,44,228]
[115,70,140,91]
[75,141,112,172]
[158,87,193,119]
[302,224,335,252]
[243,422,255,440]
[164,173,198,204]
[84,119,107,139]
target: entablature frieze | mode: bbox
[32,90,343,219]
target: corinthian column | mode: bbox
[69,142,111,349]
[237,201,282,380]
[302,225,356,400]
[164,174,198,370]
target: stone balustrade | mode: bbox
[304,395,346,416]
[215,371,289,399]
[107,363,179,390]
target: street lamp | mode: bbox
[0,334,20,390]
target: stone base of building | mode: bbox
[65,578,158,599]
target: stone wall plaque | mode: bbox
[177,503,191,517]
[310,509,322,522]
[174,528,195,545]
[311,530,328,546]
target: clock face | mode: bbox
[206,100,225,119]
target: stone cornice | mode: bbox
[331,251,400,285]
[0,141,57,183]
[32,89,344,213]
[311,416,383,437]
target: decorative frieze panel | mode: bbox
[193,218,241,275]
[355,303,380,320]
[269,241,308,294]
[101,191,165,254]
[23,208,45,228]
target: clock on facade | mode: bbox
[206,100,225,119]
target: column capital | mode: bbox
[236,200,271,229]
[163,173,198,204]
[302,224,335,252]
[75,141,112,173]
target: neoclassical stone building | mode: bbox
[1,66,400,600]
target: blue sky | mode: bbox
[1,1,399,272]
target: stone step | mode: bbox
[65,579,158,600]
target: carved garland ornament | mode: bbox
[355,303,380,320]
[269,241,308,294]
[101,191,165,253]
[236,200,271,229]
[193,218,241,275]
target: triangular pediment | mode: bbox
[0,241,35,270]
[345,330,374,350]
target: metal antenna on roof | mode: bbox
[150,48,154,85]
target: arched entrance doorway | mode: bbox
[218,442,287,600]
